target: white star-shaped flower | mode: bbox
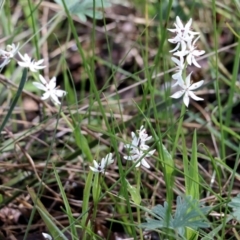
[171,72,204,107]
[168,16,199,39]
[168,16,199,53]
[124,126,155,168]
[0,43,19,68]
[185,36,205,68]
[89,153,114,173]
[32,75,67,105]
[18,52,45,72]
[174,36,205,68]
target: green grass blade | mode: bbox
[0,69,27,136]
[52,163,78,239]
[27,187,68,240]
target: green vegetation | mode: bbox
[0,0,240,239]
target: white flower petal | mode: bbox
[39,74,47,85]
[191,56,201,68]
[89,166,100,172]
[18,52,26,61]
[185,18,192,31]
[54,89,67,97]
[185,72,192,86]
[172,80,180,87]
[186,54,193,66]
[144,136,152,141]
[171,57,181,66]
[35,59,44,65]
[140,144,150,151]
[192,49,205,56]
[188,91,204,101]
[176,16,183,29]
[29,65,38,72]
[30,65,45,72]
[50,93,61,105]
[172,71,182,80]
[49,77,57,89]
[41,92,50,100]
[32,82,47,91]
[42,233,52,240]
[169,42,180,53]
[135,160,141,168]
[124,156,134,161]
[167,28,177,33]
[171,90,185,99]
[147,149,156,156]
[183,93,190,107]
[131,132,135,139]
[189,80,204,90]
[92,160,99,169]
[141,158,150,168]
[105,153,114,166]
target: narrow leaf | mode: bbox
[27,187,68,240]
[0,69,27,135]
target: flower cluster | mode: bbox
[89,126,156,172]
[0,43,67,105]
[124,126,155,169]
[168,16,205,107]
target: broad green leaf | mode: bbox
[140,196,210,238]
[54,0,111,22]
[228,194,240,221]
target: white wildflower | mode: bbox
[18,52,45,72]
[89,153,114,173]
[124,126,155,168]
[185,36,205,68]
[168,16,199,53]
[174,36,205,68]
[32,75,67,105]
[170,72,204,107]
[0,43,19,68]
[168,16,199,40]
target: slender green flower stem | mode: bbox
[91,173,101,237]
[171,103,186,158]
[136,168,143,240]
[60,110,74,131]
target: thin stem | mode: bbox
[171,103,186,158]
[136,168,143,240]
